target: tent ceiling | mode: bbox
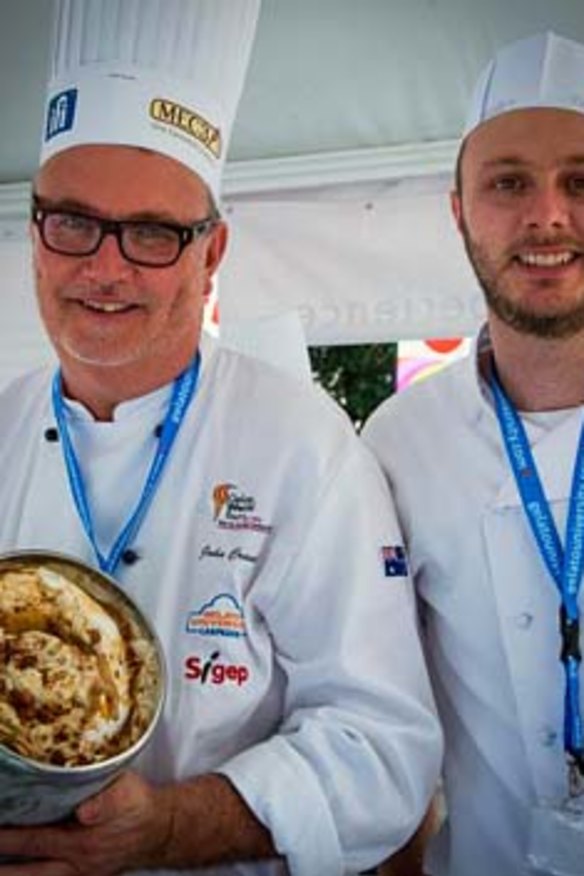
[1,0,584,187]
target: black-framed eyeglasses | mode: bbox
[31,196,218,268]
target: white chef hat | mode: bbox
[463,31,584,138]
[39,0,261,198]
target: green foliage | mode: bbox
[309,343,397,430]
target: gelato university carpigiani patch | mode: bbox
[0,560,160,767]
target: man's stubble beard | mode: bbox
[458,212,584,340]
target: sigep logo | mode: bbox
[184,650,250,686]
[45,89,78,142]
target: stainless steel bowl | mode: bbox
[0,550,166,826]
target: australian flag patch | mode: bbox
[381,545,408,577]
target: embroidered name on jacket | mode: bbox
[198,544,258,564]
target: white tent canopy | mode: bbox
[0,0,583,384]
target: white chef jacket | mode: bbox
[0,342,442,876]
[362,329,584,876]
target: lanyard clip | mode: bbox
[560,605,581,664]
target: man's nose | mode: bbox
[81,230,133,278]
[523,184,570,232]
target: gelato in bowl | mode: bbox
[0,550,165,826]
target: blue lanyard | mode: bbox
[51,353,200,576]
[491,364,584,776]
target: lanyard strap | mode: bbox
[491,365,584,773]
[51,353,200,576]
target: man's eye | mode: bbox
[130,224,177,245]
[492,176,525,192]
[567,176,584,195]
[54,212,95,232]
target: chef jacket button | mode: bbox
[122,548,140,566]
[539,727,558,748]
[515,612,533,629]
[154,423,163,438]
[44,427,59,442]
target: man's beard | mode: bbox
[459,216,584,340]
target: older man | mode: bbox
[0,2,441,875]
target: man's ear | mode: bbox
[205,221,228,274]
[450,189,463,233]
[202,221,228,302]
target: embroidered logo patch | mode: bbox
[381,545,409,577]
[186,593,246,638]
[184,650,250,686]
[45,88,78,142]
[211,483,273,534]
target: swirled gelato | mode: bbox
[0,560,160,767]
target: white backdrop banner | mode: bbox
[219,176,486,346]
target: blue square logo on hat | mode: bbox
[45,88,78,142]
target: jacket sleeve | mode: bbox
[219,439,443,875]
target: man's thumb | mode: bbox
[76,779,119,825]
